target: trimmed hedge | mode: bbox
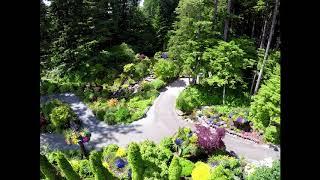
[40,154,62,180]
[89,151,115,180]
[56,153,81,180]
[128,143,144,180]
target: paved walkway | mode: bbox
[40,78,280,163]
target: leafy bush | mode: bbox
[50,105,76,130]
[176,86,220,113]
[114,106,131,123]
[134,62,149,78]
[41,99,63,120]
[56,153,81,180]
[179,157,195,177]
[208,155,243,180]
[195,125,226,154]
[247,160,280,180]
[168,156,182,180]
[89,151,114,180]
[40,154,62,180]
[139,140,173,179]
[103,107,117,125]
[250,66,280,130]
[264,126,280,144]
[78,160,94,178]
[192,162,211,180]
[128,143,144,180]
[150,78,165,90]
[250,65,280,143]
[153,59,179,82]
[159,136,173,150]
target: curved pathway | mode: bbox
[40,78,280,163]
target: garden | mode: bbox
[41,0,281,179]
[40,127,280,180]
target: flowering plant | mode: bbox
[107,98,118,107]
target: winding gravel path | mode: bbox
[40,78,280,163]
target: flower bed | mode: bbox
[179,106,264,144]
[41,127,280,180]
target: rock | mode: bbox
[176,109,184,116]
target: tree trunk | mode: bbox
[275,35,280,49]
[223,85,226,105]
[254,0,279,95]
[251,19,255,38]
[259,12,272,49]
[213,0,219,23]
[224,0,232,41]
[250,71,257,95]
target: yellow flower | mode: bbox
[192,162,211,180]
[189,134,198,143]
[115,148,126,157]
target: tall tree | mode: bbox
[223,0,232,41]
[254,0,279,94]
[213,0,219,24]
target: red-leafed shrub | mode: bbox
[195,125,225,154]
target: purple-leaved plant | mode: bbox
[195,125,226,154]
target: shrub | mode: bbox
[179,157,195,177]
[153,59,179,82]
[192,162,211,180]
[123,63,135,73]
[176,86,220,113]
[264,126,280,144]
[41,99,63,120]
[40,154,62,180]
[127,143,144,180]
[107,98,118,107]
[250,65,280,132]
[247,160,280,180]
[56,153,81,180]
[150,78,165,90]
[78,160,94,178]
[195,125,226,154]
[114,106,131,123]
[89,151,114,180]
[50,105,76,130]
[159,137,173,150]
[103,107,117,125]
[208,155,243,179]
[168,156,182,180]
[103,144,119,156]
[139,140,172,179]
[176,87,202,113]
[134,62,148,78]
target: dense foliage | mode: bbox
[168,156,182,180]
[56,153,81,180]
[40,99,79,133]
[41,127,281,180]
[40,154,63,180]
[89,151,114,180]
[247,160,280,180]
[250,65,280,143]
